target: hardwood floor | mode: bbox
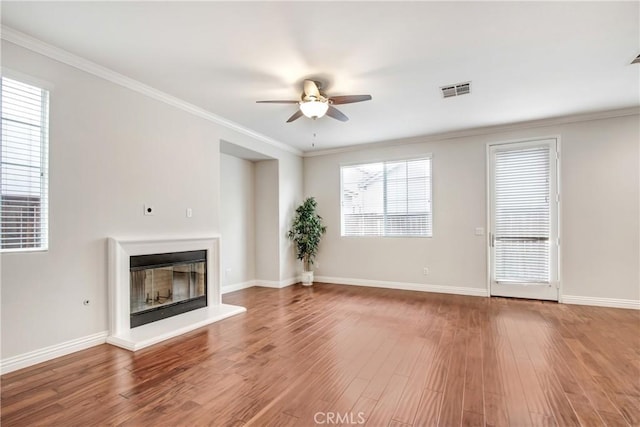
[2,284,639,426]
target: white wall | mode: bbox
[279,154,304,282]
[1,41,219,358]
[220,154,255,288]
[304,115,640,303]
[255,160,281,282]
[219,149,304,289]
[0,41,303,361]
[304,136,486,290]
[560,117,640,300]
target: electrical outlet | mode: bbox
[423,267,429,275]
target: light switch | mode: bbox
[475,227,485,236]
[186,208,193,218]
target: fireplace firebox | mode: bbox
[129,250,207,328]
[108,237,246,351]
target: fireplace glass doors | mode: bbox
[129,250,207,328]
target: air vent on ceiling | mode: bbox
[441,82,471,98]
[632,55,640,65]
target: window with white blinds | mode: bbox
[1,76,49,251]
[493,146,550,283]
[341,157,432,237]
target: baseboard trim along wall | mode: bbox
[0,331,109,375]
[254,280,285,288]
[561,295,640,310]
[255,277,300,289]
[222,280,257,294]
[314,276,490,297]
[279,277,302,288]
[222,277,301,293]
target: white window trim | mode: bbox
[1,74,51,252]
[340,155,433,238]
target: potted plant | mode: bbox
[287,197,327,286]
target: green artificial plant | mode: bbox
[287,197,327,272]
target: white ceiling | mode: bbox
[2,1,639,153]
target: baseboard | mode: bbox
[315,276,489,297]
[222,277,301,292]
[280,276,302,287]
[255,279,282,288]
[222,280,257,294]
[561,295,640,310]
[1,331,109,375]
[255,277,300,289]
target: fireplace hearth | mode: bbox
[107,237,246,351]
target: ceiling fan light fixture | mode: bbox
[299,99,329,119]
[256,79,371,123]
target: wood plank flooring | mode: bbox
[2,284,639,426]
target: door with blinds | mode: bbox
[488,139,559,300]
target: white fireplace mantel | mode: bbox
[107,236,246,351]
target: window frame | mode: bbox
[1,73,51,253]
[340,154,433,238]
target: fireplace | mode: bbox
[130,250,207,328]
[107,237,246,351]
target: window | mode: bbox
[341,157,432,237]
[1,76,49,251]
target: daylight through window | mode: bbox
[341,157,432,237]
[1,76,49,251]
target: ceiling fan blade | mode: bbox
[303,80,320,98]
[256,100,299,104]
[326,106,349,122]
[329,95,372,105]
[286,110,304,123]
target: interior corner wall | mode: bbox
[254,159,280,282]
[278,153,304,282]
[304,114,640,303]
[220,153,256,289]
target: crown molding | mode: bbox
[304,106,640,158]
[0,26,302,157]
[3,26,636,160]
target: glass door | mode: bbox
[488,139,559,300]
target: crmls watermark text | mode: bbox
[314,411,366,425]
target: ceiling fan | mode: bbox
[256,79,372,123]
